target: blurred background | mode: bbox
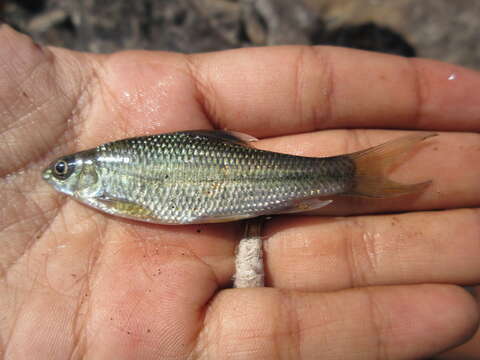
[2,0,480,69]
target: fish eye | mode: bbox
[54,161,67,175]
[52,156,75,179]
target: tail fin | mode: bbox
[347,133,437,198]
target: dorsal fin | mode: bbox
[185,130,258,146]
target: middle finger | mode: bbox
[264,208,480,291]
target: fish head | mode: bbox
[42,150,102,198]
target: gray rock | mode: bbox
[241,0,318,46]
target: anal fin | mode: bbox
[274,199,333,214]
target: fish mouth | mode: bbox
[41,166,75,196]
[42,168,52,181]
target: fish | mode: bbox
[42,130,436,224]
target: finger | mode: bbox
[199,285,478,360]
[436,287,480,359]
[189,46,480,137]
[256,129,480,215]
[264,208,480,292]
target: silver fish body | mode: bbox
[42,130,434,224]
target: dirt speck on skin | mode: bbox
[390,217,400,226]
[152,269,162,276]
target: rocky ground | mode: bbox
[2,0,480,69]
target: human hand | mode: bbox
[1,24,480,359]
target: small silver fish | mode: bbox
[42,130,435,224]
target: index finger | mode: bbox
[189,46,480,137]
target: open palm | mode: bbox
[1,25,480,359]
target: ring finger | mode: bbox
[263,208,480,291]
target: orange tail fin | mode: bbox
[348,133,437,198]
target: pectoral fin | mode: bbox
[97,196,153,217]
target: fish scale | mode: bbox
[91,132,353,223]
[42,131,435,224]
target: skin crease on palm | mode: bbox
[2,24,480,360]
